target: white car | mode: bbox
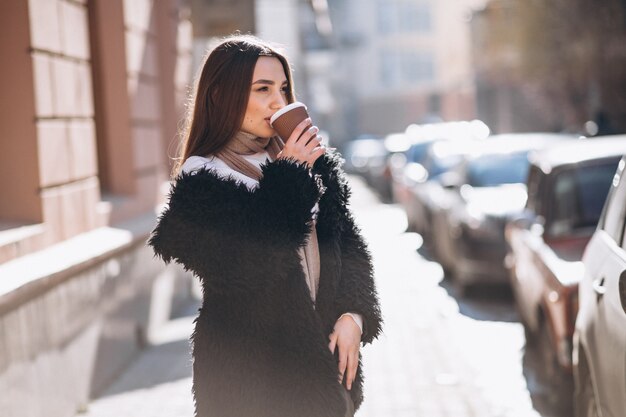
[574,152,626,417]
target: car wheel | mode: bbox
[539,320,559,379]
[530,319,574,416]
[574,350,599,417]
[538,319,572,389]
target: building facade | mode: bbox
[326,0,486,142]
[0,1,194,416]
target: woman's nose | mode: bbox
[271,93,287,109]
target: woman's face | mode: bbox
[241,56,289,138]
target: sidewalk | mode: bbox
[77,302,198,417]
[78,176,539,417]
[352,189,537,417]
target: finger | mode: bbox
[346,349,358,390]
[328,332,338,353]
[306,146,326,166]
[337,344,348,383]
[297,126,318,148]
[287,118,313,144]
[304,134,322,151]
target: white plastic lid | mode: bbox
[269,101,307,125]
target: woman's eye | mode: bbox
[257,87,269,92]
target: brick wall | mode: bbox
[31,0,101,248]
[0,1,194,416]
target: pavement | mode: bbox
[77,176,547,417]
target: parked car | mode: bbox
[403,139,477,237]
[341,134,399,202]
[390,138,440,211]
[429,135,562,286]
[505,138,626,374]
[406,133,574,243]
[341,135,387,177]
[370,133,408,202]
[392,120,492,231]
[574,151,626,417]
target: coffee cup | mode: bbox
[270,102,312,142]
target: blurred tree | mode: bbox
[515,0,626,134]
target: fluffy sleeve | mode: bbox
[335,211,383,344]
[317,153,383,344]
[148,159,325,294]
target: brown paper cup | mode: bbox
[270,102,311,142]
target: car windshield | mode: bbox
[425,154,464,179]
[406,141,435,164]
[549,159,620,235]
[466,151,530,187]
[420,141,469,179]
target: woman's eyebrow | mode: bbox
[252,79,288,85]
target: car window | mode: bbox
[466,151,530,187]
[600,157,626,245]
[406,141,434,164]
[526,165,544,215]
[548,160,618,237]
[422,144,465,180]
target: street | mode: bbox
[77,176,573,417]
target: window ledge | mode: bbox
[0,211,158,314]
[0,222,45,247]
[0,222,46,264]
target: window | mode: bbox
[406,141,434,164]
[525,166,544,215]
[401,51,434,83]
[548,161,619,237]
[401,2,431,32]
[413,3,432,32]
[377,0,395,34]
[549,170,578,236]
[379,49,435,86]
[376,0,432,35]
[380,50,396,85]
[466,152,530,187]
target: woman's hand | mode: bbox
[328,315,361,390]
[277,118,326,167]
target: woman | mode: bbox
[149,35,382,417]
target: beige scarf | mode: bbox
[217,131,321,302]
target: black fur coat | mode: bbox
[148,152,382,417]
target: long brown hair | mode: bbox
[173,34,296,177]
